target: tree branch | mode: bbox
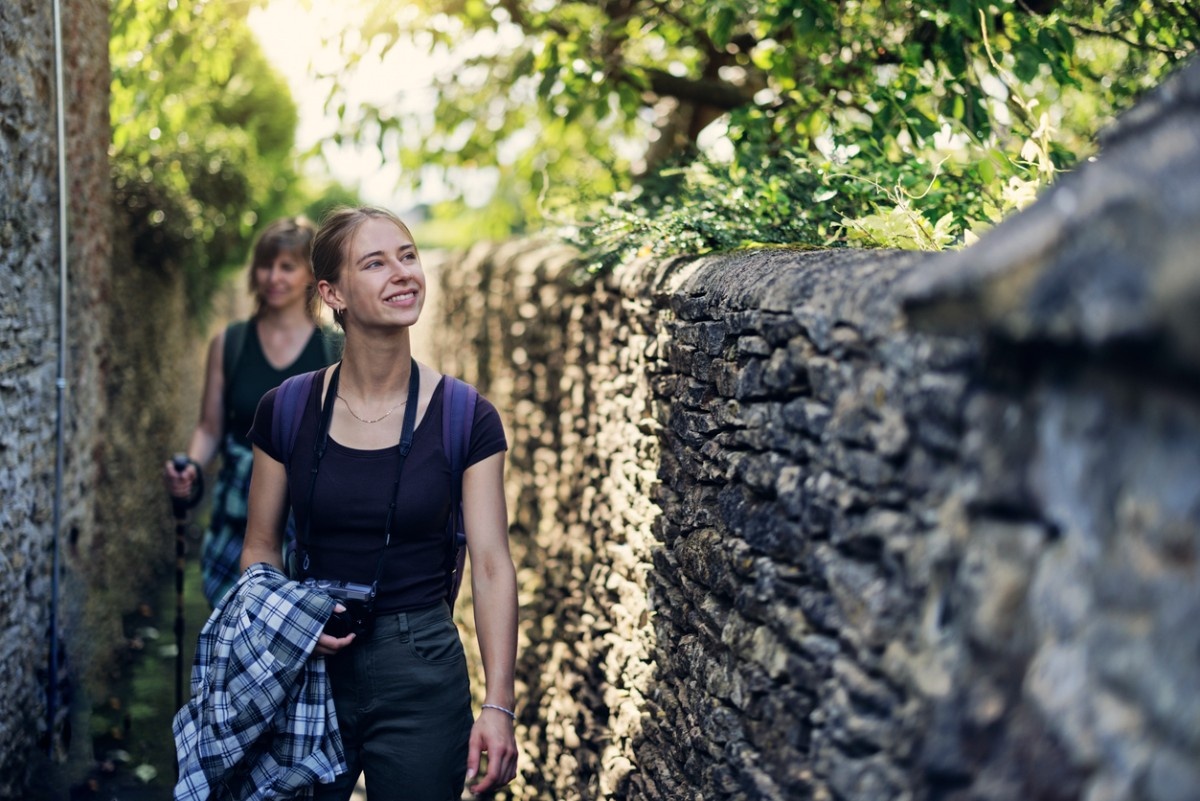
[497,0,571,38]
[1065,19,1184,57]
[1014,0,1187,58]
[640,68,756,110]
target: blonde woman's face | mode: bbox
[323,217,424,330]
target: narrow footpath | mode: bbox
[71,558,207,800]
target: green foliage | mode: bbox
[327,0,1197,263]
[303,183,367,227]
[110,0,306,314]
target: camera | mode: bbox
[303,578,376,638]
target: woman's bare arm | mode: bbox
[241,445,355,655]
[462,452,519,793]
[240,446,288,572]
[164,331,226,496]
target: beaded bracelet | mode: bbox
[481,703,516,720]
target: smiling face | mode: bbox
[246,217,317,318]
[319,215,425,332]
[252,248,312,312]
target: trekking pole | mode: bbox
[170,454,203,714]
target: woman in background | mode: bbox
[164,216,339,606]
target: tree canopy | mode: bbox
[110,0,308,311]
[326,0,1197,266]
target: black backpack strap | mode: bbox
[221,320,250,420]
[441,376,478,605]
[222,320,250,389]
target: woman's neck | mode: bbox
[255,303,313,332]
[337,329,414,400]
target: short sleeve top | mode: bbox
[249,367,507,613]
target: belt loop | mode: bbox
[395,610,412,639]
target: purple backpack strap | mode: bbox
[270,369,318,465]
[442,376,478,605]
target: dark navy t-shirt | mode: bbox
[249,367,507,613]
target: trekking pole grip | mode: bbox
[171,453,204,515]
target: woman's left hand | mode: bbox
[313,630,355,656]
[313,604,356,656]
[466,706,518,794]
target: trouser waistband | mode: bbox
[365,601,452,640]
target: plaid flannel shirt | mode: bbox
[173,562,346,800]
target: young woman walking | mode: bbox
[240,206,519,799]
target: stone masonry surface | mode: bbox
[0,0,111,795]
[430,59,1200,801]
[1,2,198,796]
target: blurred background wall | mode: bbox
[1,2,202,794]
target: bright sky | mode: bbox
[246,0,442,210]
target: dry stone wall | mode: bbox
[431,60,1200,801]
[0,0,111,793]
[1,2,198,797]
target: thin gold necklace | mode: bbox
[337,393,407,424]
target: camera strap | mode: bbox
[296,358,421,590]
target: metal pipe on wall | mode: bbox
[47,0,70,753]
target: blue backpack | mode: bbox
[270,367,479,605]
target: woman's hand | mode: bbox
[163,458,199,499]
[466,706,518,794]
[313,604,356,656]
[313,631,355,656]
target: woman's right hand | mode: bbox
[163,458,198,499]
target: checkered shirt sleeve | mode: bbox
[172,562,345,800]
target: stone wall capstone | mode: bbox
[430,59,1200,801]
